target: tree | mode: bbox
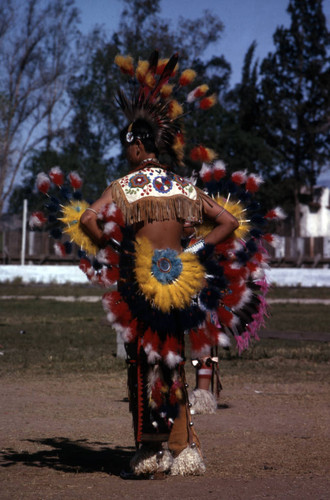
[0,0,81,215]
[9,0,228,211]
[211,42,277,177]
[259,0,330,235]
[117,0,224,64]
[47,0,228,185]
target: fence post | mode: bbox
[21,199,28,265]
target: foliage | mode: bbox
[5,0,330,227]
[259,0,330,233]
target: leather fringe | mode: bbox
[111,181,203,225]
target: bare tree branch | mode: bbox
[0,0,81,214]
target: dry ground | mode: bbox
[1,365,329,500]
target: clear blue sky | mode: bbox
[77,0,330,85]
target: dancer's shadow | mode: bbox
[0,437,135,476]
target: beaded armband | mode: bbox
[183,238,205,254]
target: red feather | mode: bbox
[49,167,64,187]
[29,211,46,228]
[103,222,123,242]
[246,174,262,193]
[265,207,286,220]
[151,378,165,408]
[217,306,234,327]
[101,247,120,266]
[36,173,51,194]
[100,203,125,227]
[200,163,213,182]
[246,261,259,273]
[79,258,92,274]
[54,242,66,257]
[222,282,245,307]
[205,321,219,345]
[263,233,275,244]
[231,170,247,185]
[213,160,226,181]
[189,327,210,354]
[68,171,83,189]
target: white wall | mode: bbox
[300,187,330,237]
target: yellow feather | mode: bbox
[134,237,205,312]
[136,60,149,81]
[160,84,174,97]
[169,100,183,119]
[195,195,250,241]
[59,201,99,255]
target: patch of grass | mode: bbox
[0,299,125,376]
[1,289,329,379]
[228,338,330,362]
[268,286,330,300]
[265,303,330,332]
[0,282,104,297]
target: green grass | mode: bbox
[0,284,329,379]
[0,282,104,297]
[1,283,330,299]
[267,286,330,299]
[265,303,330,332]
[0,299,124,376]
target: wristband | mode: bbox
[85,207,98,215]
[184,238,205,254]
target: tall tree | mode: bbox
[68,0,226,174]
[259,0,330,235]
[0,0,81,214]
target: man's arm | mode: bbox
[80,187,113,246]
[201,194,239,245]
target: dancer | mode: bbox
[32,50,276,477]
[80,117,238,477]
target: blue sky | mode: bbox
[77,0,330,84]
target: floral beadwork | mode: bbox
[129,173,150,189]
[113,166,199,206]
[173,174,189,188]
[153,175,173,193]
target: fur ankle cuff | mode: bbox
[170,446,206,476]
[130,447,173,476]
[189,388,217,415]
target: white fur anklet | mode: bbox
[170,446,206,476]
[189,388,217,415]
[130,447,173,476]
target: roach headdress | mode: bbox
[115,50,216,165]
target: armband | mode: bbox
[184,238,205,254]
[215,207,226,219]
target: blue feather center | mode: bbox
[151,249,183,284]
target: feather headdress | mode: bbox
[115,50,216,165]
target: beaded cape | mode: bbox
[109,162,203,225]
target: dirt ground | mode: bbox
[1,367,329,500]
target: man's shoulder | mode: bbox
[112,165,197,201]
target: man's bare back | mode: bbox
[135,220,184,251]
